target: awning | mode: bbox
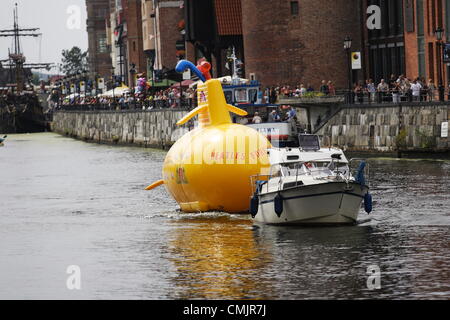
[171,79,194,88]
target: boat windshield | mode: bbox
[280,162,334,177]
[270,161,350,178]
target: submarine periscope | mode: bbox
[145,59,271,213]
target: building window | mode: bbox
[290,1,299,16]
[405,0,415,33]
[428,42,435,80]
[98,34,107,53]
[95,8,107,18]
[115,0,122,11]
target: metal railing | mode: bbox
[278,89,450,105]
[53,98,196,112]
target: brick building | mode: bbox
[402,0,449,87]
[107,0,146,87]
[88,0,450,91]
[362,0,450,90]
[362,0,405,83]
[184,0,244,78]
[86,0,112,79]
[241,0,363,89]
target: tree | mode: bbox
[61,46,88,76]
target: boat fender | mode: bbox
[250,194,259,218]
[274,194,283,218]
[356,161,366,186]
[364,193,373,214]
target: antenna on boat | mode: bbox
[229,47,241,85]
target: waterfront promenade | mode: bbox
[51,99,450,155]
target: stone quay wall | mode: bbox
[52,104,450,154]
[52,109,190,148]
[316,104,450,153]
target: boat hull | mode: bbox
[253,181,368,225]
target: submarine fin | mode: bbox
[176,105,208,125]
[226,104,248,116]
[145,180,165,191]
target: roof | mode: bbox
[215,0,242,36]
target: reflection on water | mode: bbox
[167,215,274,300]
[0,133,449,299]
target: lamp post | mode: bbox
[436,27,445,101]
[111,66,116,107]
[344,36,353,104]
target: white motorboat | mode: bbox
[249,134,372,225]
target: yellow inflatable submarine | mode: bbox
[146,60,271,213]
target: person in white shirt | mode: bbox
[252,112,262,124]
[410,80,422,101]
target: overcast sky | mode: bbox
[0,0,88,74]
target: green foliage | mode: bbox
[302,92,326,99]
[31,73,40,85]
[395,128,407,150]
[415,128,436,149]
[61,47,88,76]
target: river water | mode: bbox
[0,133,449,300]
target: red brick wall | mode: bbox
[404,0,447,87]
[241,0,362,89]
[86,0,112,78]
[158,5,184,69]
[123,0,146,84]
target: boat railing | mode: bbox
[250,157,354,195]
[250,175,272,195]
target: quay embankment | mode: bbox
[315,103,450,156]
[51,109,190,149]
[51,102,450,155]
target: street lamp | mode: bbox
[344,36,353,104]
[111,66,116,106]
[435,27,445,101]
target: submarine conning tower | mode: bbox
[175,60,248,128]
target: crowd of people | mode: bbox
[51,86,197,111]
[238,105,298,125]
[261,81,337,103]
[352,75,441,103]
[259,75,448,104]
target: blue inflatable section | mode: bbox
[175,60,206,82]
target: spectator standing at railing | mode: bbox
[411,79,422,101]
[377,79,389,102]
[252,112,262,124]
[392,82,401,103]
[419,77,428,101]
[269,87,278,103]
[300,84,307,96]
[427,79,436,101]
[354,81,365,104]
[306,84,315,92]
[367,79,376,103]
[319,80,329,95]
[377,79,389,92]
[388,74,397,89]
[327,81,336,96]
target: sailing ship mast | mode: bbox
[0,3,53,93]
